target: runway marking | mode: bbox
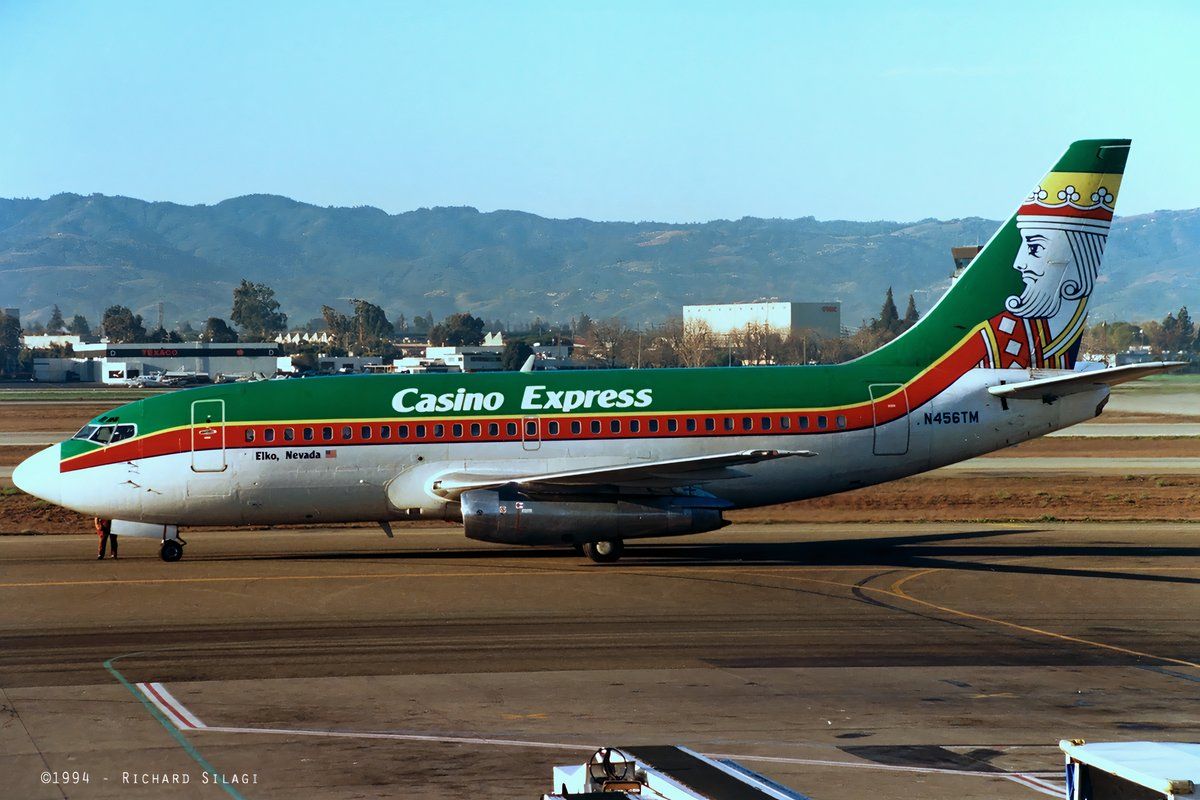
[136,682,207,730]
[0,565,897,590]
[190,722,1062,791]
[1006,773,1063,797]
[749,568,1200,670]
[104,655,245,800]
[0,568,566,589]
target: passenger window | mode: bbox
[571,420,581,435]
[303,427,314,441]
[380,425,391,440]
[836,415,847,429]
[724,417,735,431]
[245,429,255,443]
[525,420,537,437]
[798,416,809,430]
[342,426,353,440]
[416,424,427,438]
[322,426,334,440]
[452,423,463,438]
[399,425,409,438]
[506,422,517,436]
[548,421,559,435]
[591,420,601,434]
[361,425,371,439]
[667,418,678,432]
[648,419,659,433]
[284,428,295,441]
[470,423,481,437]
[705,418,715,432]
[629,419,640,433]
[686,418,696,432]
[742,417,753,431]
[434,424,445,437]
[264,428,275,443]
[610,419,621,434]
[780,417,790,430]
[817,415,828,429]
[488,422,499,436]
[761,417,771,431]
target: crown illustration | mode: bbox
[1016,172,1120,233]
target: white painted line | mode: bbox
[194,723,1059,788]
[135,682,207,730]
[1006,772,1063,797]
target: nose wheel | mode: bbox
[160,537,185,563]
[582,538,624,564]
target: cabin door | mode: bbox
[521,416,541,451]
[191,399,227,472]
[869,384,909,456]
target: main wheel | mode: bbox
[582,538,624,564]
[160,539,184,562]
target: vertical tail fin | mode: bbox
[863,139,1130,369]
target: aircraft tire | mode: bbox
[582,538,623,564]
[160,540,184,563]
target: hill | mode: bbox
[0,193,1196,329]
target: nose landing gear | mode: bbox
[160,536,186,562]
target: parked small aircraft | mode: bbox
[14,139,1178,562]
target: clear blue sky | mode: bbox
[2,0,1197,222]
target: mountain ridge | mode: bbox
[0,193,1196,330]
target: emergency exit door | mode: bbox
[869,384,909,455]
[191,399,226,472]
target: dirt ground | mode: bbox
[0,403,110,432]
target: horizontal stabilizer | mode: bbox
[432,449,816,496]
[987,361,1187,401]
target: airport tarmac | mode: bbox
[3,523,1199,799]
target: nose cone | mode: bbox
[13,444,61,506]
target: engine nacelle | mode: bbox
[460,486,731,546]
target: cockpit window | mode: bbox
[109,424,137,443]
[89,426,115,444]
[73,425,98,440]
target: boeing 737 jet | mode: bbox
[13,139,1179,562]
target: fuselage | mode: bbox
[14,358,1107,529]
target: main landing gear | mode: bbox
[581,538,624,564]
[160,535,187,563]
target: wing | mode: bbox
[430,448,816,498]
[987,361,1186,402]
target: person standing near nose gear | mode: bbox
[95,517,117,559]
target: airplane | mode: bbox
[13,138,1182,563]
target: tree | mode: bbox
[575,313,595,338]
[871,287,902,336]
[902,294,920,330]
[350,299,393,354]
[145,326,169,343]
[0,313,20,376]
[501,340,534,370]
[231,279,287,340]
[428,312,486,346]
[672,319,715,368]
[394,313,407,336]
[1177,306,1195,352]
[47,305,66,333]
[200,317,238,343]
[176,320,198,341]
[67,314,91,337]
[101,305,147,343]
[321,305,352,352]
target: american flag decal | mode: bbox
[325,449,337,459]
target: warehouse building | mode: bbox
[683,301,841,340]
[34,342,291,384]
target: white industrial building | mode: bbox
[683,301,841,340]
[34,342,292,384]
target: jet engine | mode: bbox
[460,485,730,546]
